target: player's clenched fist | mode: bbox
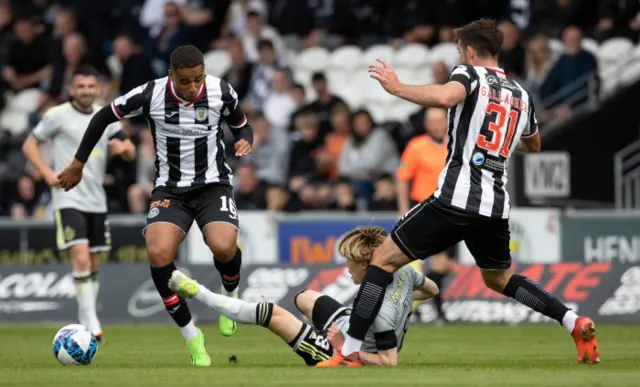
[57,159,84,191]
[327,323,345,350]
[234,139,252,157]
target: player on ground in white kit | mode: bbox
[22,66,135,341]
[168,226,439,366]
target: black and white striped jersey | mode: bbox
[111,75,248,192]
[433,65,539,219]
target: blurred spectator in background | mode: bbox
[396,108,447,215]
[144,1,191,77]
[242,10,284,62]
[596,0,640,42]
[338,109,399,201]
[263,69,296,132]
[321,102,350,180]
[498,19,526,78]
[306,72,345,138]
[114,34,156,96]
[9,175,45,219]
[243,113,289,185]
[243,39,286,114]
[127,128,156,214]
[223,37,255,101]
[266,184,303,212]
[305,0,354,50]
[266,0,314,50]
[234,163,267,210]
[0,3,12,61]
[288,109,324,185]
[524,34,556,96]
[139,0,188,40]
[2,15,51,93]
[540,25,599,118]
[327,177,357,212]
[369,173,397,212]
[409,61,449,136]
[177,0,230,52]
[228,0,268,37]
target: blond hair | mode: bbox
[338,226,387,264]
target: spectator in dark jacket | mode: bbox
[540,26,599,115]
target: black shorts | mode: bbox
[409,199,457,259]
[311,295,351,331]
[54,209,111,252]
[392,196,511,270]
[293,295,351,366]
[143,184,239,236]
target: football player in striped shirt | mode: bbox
[318,19,600,367]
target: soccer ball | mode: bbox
[52,324,98,365]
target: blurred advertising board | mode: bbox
[562,213,640,263]
[276,217,397,264]
[0,217,149,265]
[0,262,638,324]
[184,211,278,264]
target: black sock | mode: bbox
[503,274,569,324]
[214,247,242,292]
[347,265,392,341]
[150,262,192,327]
[427,271,445,319]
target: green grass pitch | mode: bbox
[1,324,638,386]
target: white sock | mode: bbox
[562,310,579,334]
[196,284,269,325]
[180,320,199,341]
[73,272,101,334]
[91,272,100,302]
[341,334,363,356]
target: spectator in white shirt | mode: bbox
[263,69,297,132]
[242,11,285,62]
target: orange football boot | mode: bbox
[316,352,362,367]
[571,316,600,365]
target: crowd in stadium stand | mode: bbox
[0,0,638,219]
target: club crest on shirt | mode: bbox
[195,107,208,122]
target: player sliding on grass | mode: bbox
[169,226,438,366]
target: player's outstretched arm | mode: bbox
[412,276,439,301]
[328,324,399,366]
[368,59,466,108]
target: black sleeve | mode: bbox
[108,130,127,141]
[449,64,476,95]
[220,79,253,145]
[373,330,398,351]
[75,106,120,163]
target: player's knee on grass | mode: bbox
[204,223,237,261]
[481,269,512,293]
[70,244,91,272]
[294,289,322,320]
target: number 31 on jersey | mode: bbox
[477,102,520,158]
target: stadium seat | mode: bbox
[581,38,599,55]
[293,69,312,87]
[598,37,634,62]
[548,38,564,54]
[329,45,363,71]
[366,101,391,123]
[361,44,396,67]
[413,67,435,85]
[388,100,422,122]
[620,60,640,85]
[334,84,364,109]
[326,70,350,93]
[395,44,431,68]
[430,43,460,69]
[294,47,330,72]
[365,82,396,104]
[203,50,232,77]
[0,110,28,136]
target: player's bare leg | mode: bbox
[293,289,323,321]
[88,252,103,341]
[203,222,242,337]
[317,236,409,367]
[169,270,332,364]
[146,223,210,366]
[71,243,101,338]
[481,270,600,365]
